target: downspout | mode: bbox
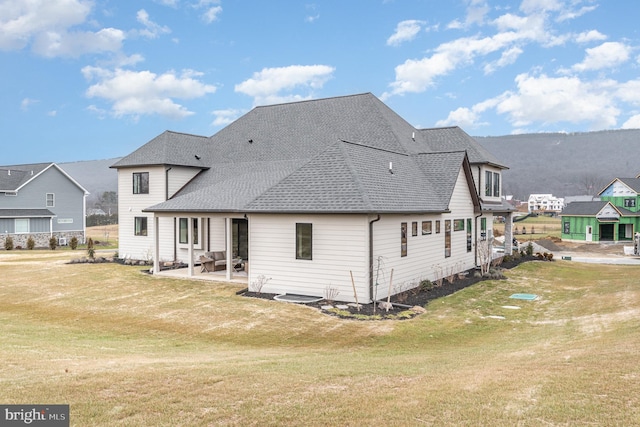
[368,214,381,303]
[165,167,172,201]
[474,212,482,267]
[475,165,483,267]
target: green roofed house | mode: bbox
[112,93,515,303]
[561,176,640,243]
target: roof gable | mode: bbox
[599,177,640,196]
[0,163,88,194]
[111,131,210,169]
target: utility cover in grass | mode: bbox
[274,294,323,303]
[510,293,538,300]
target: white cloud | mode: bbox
[519,0,562,15]
[235,65,335,106]
[0,0,124,57]
[20,98,39,111]
[622,115,640,129]
[386,20,425,47]
[32,27,125,57]
[492,73,620,130]
[484,46,523,74]
[156,0,179,6]
[135,9,171,39]
[194,0,222,23]
[572,42,631,72]
[211,108,244,126]
[575,30,606,44]
[82,67,217,119]
[615,80,640,105]
[435,107,479,129]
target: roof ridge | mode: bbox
[336,141,375,211]
[339,139,408,156]
[253,92,373,110]
[164,130,209,138]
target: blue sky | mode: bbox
[2,0,639,164]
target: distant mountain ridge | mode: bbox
[59,158,120,205]
[57,129,640,204]
[475,128,640,200]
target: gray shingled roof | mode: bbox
[111,131,210,168]
[0,163,51,191]
[562,201,609,216]
[130,93,494,214]
[615,178,640,193]
[0,209,55,218]
[561,201,639,217]
[419,127,507,168]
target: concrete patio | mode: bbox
[153,265,248,285]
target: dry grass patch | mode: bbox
[1,251,639,425]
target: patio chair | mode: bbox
[199,255,215,273]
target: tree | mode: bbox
[577,173,607,196]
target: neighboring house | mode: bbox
[0,163,89,247]
[112,93,514,303]
[528,193,565,215]
[561,176,640,242]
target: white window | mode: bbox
[178,218,201,247]
[15,218,29,233]
[46,193,55,207]
[493,172,500,197]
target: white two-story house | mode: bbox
[112,93,514,303]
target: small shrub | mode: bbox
[15,245,23,250]
[26,236,35,250]
[525,242,534,256]
[419,279,433,291]
[4,236,14,250]
[87,237,95,259]
[324,286,340,303]
[545,252,554,261]
[49,237,57,250]
[249,274,271,294]
[70,236,78,250]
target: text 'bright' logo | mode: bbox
[1,405,69,426]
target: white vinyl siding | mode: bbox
[118,166,205,261]
[249,214,369,302]
[369,168,477,300]
[118,166,165,260]
[167,167,201,198]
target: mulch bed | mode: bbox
[240,254,539,320]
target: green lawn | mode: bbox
[1,250,639,426]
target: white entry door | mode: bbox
[586,226,593,242]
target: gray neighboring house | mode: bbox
[0,163,89,248]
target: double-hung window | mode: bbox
[133,172,149,194]
[485,171,493,197]
[179,218,200,246]
[134,217,148,236]
[46,193,54,207]
[15,218,29,234]
[493,173,500,197]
